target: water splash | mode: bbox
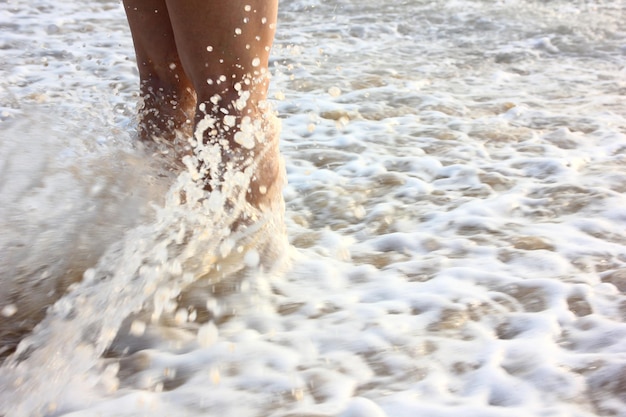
[0,110,287,417]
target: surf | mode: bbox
[0,105,288,417]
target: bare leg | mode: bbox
[124,0,280,208]
[164,0,280,208]
[123,0,196,142]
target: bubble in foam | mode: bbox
[353,205,366,220]
[328,86,342,97]
[340,397,388,417]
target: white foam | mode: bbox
[1,0,625,416]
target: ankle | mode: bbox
[193,110,282,210]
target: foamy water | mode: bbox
[1,0,625,416]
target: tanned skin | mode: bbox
[123,0,280,208]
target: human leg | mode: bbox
[164,0,280,208]
[122,0,196,142]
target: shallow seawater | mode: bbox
[1,0,625,416]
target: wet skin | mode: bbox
[123,0,280,208]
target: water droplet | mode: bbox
[1,304,17,317]
[224,115,236,127]
[251,57,261,67]
[174,309,188,325]
[244,249,260,267]
[130,320,146,336]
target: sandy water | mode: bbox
[1,0,625,416]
